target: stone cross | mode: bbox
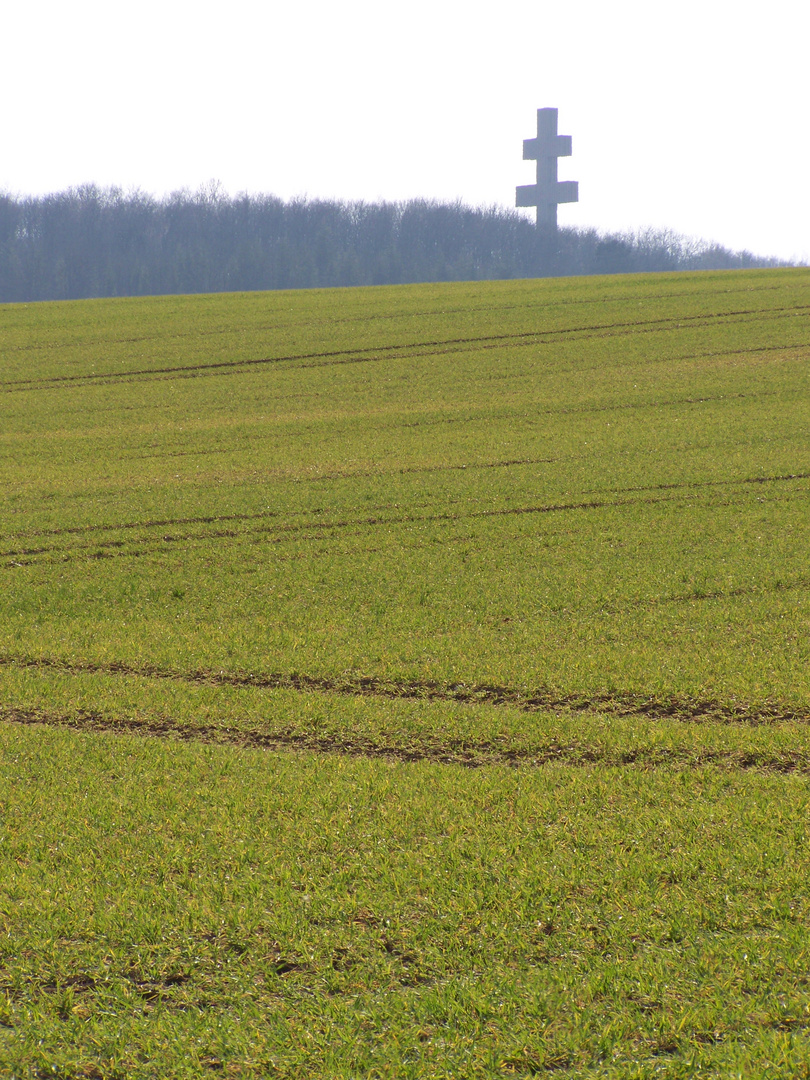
[516,108,579,230]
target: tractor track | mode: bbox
[3,704,810,773]
[2,653,808,726]
[0,491,735,570]
[3,304,808,393]
[2,468,806,547]
[0,493,687,567]
[4,278,797,359]
[3,479,809,579]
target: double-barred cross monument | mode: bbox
[516,108,578,230]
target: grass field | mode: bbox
[2,267,810,1077]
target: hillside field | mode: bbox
[2,267,810,1077]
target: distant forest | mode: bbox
[0,183,792,303]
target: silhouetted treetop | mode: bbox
[0,184,791,303]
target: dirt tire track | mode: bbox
[2,653,807,726]
[4,278,797,359]
[594,471,810,497]
[3,468,805,546]
[3,705,809,773]
[5,485,810,583]
[0,494,674,568]
[4,304,808,392]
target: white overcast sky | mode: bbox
[4,0,808,263]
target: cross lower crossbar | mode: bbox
[516,181,579,208]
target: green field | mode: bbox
[2,268,810,1077]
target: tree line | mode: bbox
[0,183,790,303]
